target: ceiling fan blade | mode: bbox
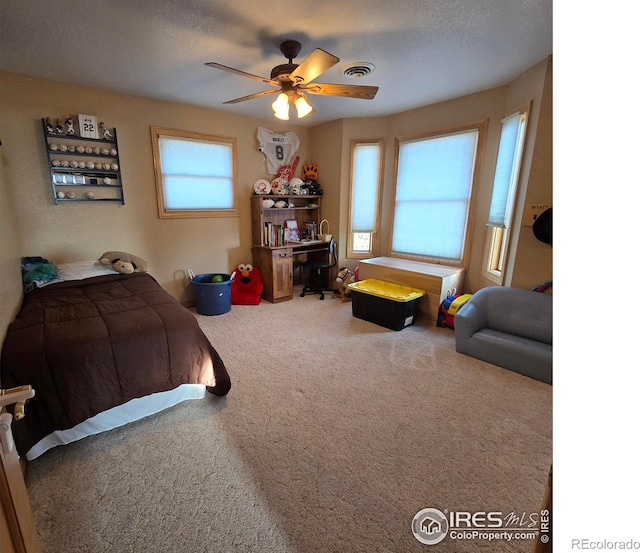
[205,62,278,86]
[300,82,379,100]
[289,49,339,84]
[223,89,280,104]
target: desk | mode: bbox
[252,242,329,303]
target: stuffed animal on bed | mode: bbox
[230,263,263,305]
[99,251,148,275]
[21,256,61,293]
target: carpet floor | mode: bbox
[25,287,552,552]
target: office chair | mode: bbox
[300,237,337,300]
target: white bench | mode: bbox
[358,257,465,325]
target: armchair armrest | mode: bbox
[454,300,487,354]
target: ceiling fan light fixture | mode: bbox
[272,92,290,120]
[294,93,313,118]
[206,40,378,118]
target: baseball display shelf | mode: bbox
[41,117,124,205]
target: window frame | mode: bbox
[150,126,239,219]
[389,120,487,267]
[482,104,530,283]
[347,139,384,258]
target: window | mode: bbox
[348,140,383,257]
[391,123,485,264]
[150,127,238,218]
[483,106,529,282]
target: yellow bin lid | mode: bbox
[347,279,425,302]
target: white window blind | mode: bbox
[351,143,381,233]
[392,130,478,261]
[158,136,234,210]
[487,112,527,228]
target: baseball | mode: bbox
[85,191,95,199]
[103,177,112,185]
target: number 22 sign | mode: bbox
[78,114,98,139]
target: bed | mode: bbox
[1,260,231,460]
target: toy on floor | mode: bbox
[231,263,263,305]
[437,288,472,329]
[334,266,355,302]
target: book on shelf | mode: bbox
[302,221,318,241]
[284,219,300,242]
[263,222,284,247]
[263,221,271,246]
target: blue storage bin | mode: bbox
[189,271,233,315]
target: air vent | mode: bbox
[342,62,376,79]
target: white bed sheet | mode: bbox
[55,260,119,280]
[26,384,206,460]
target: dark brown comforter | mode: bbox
[1,272,230,457]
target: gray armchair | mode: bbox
[454,286,552,384]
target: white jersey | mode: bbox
[256,126,300,175]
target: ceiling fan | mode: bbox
[205,40,378,120]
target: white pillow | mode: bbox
[55,260,119,281]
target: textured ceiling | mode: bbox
[0,0,552,126]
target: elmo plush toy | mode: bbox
[231,263,263,305]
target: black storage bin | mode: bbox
[348,279,425,331]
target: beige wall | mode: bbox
[310,56,552,293]
[0,72,310,307]
[0,58,551,344]
[506,58,553,289]
[0,134,24,346]
[308,119,346,258]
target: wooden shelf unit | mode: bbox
[251,195,322,246]
[251,194,323,302]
